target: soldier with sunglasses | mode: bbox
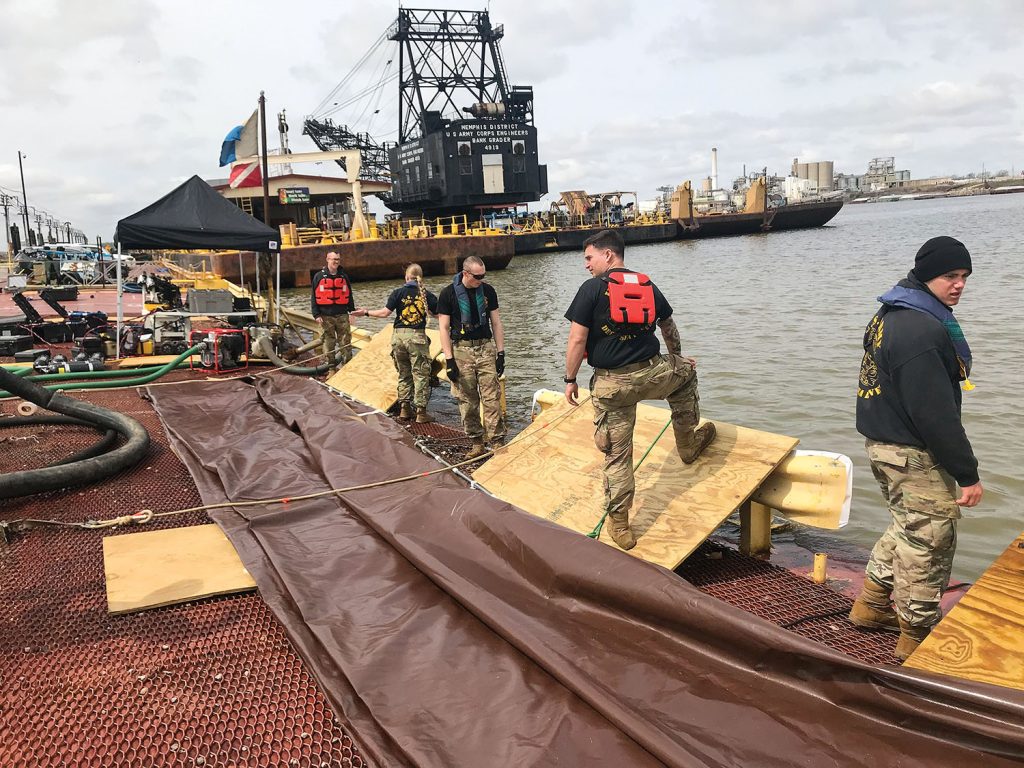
[437,256,506,460]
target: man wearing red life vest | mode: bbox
[563,230,716,550]
[311,251,359,374]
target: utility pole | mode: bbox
[0,193,12,257]
[18,151,30,242]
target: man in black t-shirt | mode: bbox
[563,230,716,550]
[437,256,506,459]
[361,264,439,421]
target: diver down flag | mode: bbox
[228,161,263,189]
[219,110,259,166]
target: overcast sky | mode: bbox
[1,0,1021,241]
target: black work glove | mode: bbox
[446,358,460,383]
[495,351,505,376]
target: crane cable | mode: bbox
[310,31,388,117]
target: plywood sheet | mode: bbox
[905,530,1024,691]
[103,524,256,614]
[326,326,443,411]
[473,389,798,569]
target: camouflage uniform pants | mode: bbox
[452,339,505,442]
[591,354,701,521]
[864,440,960,628]
[391,328,432,410]
[320,314,352,367]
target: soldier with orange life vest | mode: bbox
[563,229,716,550]
[312,251,360,374]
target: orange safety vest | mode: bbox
[603,271,655,328]
[315,274,351,306]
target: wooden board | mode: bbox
[905,530,1024,691]
[473,389,798,570]
[326,325,444,411]
[103,524,256,614]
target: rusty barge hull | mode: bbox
[677,199,844,239]
[512,222,679,255]
[164,235,514,288]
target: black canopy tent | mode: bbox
[112,175,280,356]
[115,175,279,252]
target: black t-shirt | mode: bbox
[564,268,673,369]
[386,283,439,329]
[436,282,500,341]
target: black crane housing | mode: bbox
[305,7,547,218]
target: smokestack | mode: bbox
[711,147,719,191]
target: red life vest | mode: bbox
[315,274,351,306]
[604,271,656,328]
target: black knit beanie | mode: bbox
[912,236,972,282]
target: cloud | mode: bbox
[0,0,1022,239]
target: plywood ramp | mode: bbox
[473,389,798,570]
[326,325,444,411]
[103,524,256,614]
[905,530,1024,691]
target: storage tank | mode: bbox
[818,161,834,191]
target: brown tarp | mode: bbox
[146,376,1024,767]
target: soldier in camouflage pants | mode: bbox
[392,328,432,410]
[863,441,959,628]
[321,313,352,368]
[451,338,505,444]
[591,354,702,530]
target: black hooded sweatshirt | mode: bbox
[856,273,979,487]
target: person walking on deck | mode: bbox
[437,256,506,460]
[563,229,716,551]
[311,251,358,374]
[360,263,439,422]
[849,236,983,661]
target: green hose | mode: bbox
[27,362,190,384]
[1,366,36,377]
[587,416,674,539]
[0,345,202,399]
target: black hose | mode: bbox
[0,415,119,466]
[0,368,150,499]
[255,335,332,375]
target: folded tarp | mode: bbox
[147,376,1024,768]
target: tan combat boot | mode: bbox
[849,579,900,633]
[895,618,933,661]
[605,511,637,550]
[415,408,433,424]
[465,441,487,460]
[398,402,414,419]
[680,422,717,464]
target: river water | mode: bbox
[283,193,1024,581]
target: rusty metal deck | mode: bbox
[1,376,897,766]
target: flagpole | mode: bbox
[258,91,278,325]
[259,91,270,226]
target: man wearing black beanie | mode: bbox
[849,235,982,661]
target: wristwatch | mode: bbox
[563,376,576,384]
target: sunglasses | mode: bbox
[466,271,487,280]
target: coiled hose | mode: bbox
[0,415,118,466]
[0,365,152,499]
